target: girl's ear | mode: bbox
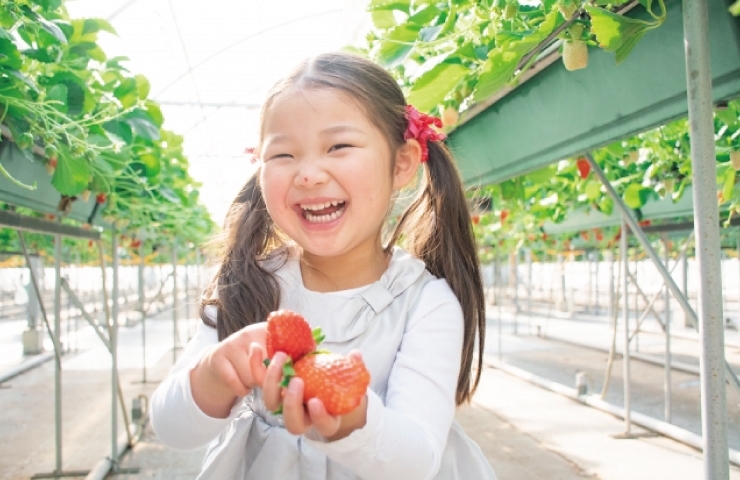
[393,139,422,189]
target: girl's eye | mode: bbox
[268,153,292,160]
[329,144,352,152]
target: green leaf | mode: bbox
[114,77,139,109]
[377,25,418,68]
[716,108,738,127]
[623,182,652,208]
[102,119,133,144]
[145,101,164,127]
[135,74,150,99]
[47,83,68,113]
[372,10,396,29]
[585,5,656,63]
[407,61,468,113]
[0,38,22,70]
[368,0,410,13]
[139,153,161,178]
[52,152,90,196]
[585,181,602,200]
[722,166,736,204]
[124,109,161,141]
[25,9,67,44]
[83,18,117,36]
[527,166,555,184]
[159,187,180,204]
[731,0,740,16]
[473,10,560,102]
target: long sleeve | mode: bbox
[150,308,240,450]
[305,278,464,480]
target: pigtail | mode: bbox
[199,169,286,341]
[388,141,485,405]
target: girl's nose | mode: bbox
[294,159,329,188]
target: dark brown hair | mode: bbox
[200,52,485,405]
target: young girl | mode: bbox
[151,52,496,480]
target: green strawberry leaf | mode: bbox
[312,327,325,346]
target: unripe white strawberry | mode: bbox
[441,107,459,127]
[731,148,740,171]
[46,157,57,175]
[664,178,674,193]
[629,150,639,163]
[563,40,588,71]
[622,154,632,166]
[81,189,91,202]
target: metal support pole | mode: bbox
[683,248,690,328]
[172,239,179,364]
[139,243,146,383]
[633,253,639,351]
[111,226,120,471]
[558,253,567,311]
[663,234,672,423]
[53,232,62,474]
[595,251,600,314]
[588,250,594,314]
[621,218,632,435]
[526,248,532,331]
[683,0,730,476]
[584,152,740,394]
[607,250,615,321]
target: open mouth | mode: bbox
[299,200,347,223]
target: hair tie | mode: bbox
[404,105,446,163]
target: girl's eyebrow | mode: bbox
[321,125,365,136]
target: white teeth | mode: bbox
[299,200,344,211]
[304,205,345,223]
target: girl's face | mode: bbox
[259,88,403,261]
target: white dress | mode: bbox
[152,247,497,480]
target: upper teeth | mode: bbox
[300,200,343,211]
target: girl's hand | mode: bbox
[262,351,368,441]
[190,323,268,418]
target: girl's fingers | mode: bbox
[281,377,311,435]
[306,398,341,438]
[249,342,268,386]
[262,352,288,411]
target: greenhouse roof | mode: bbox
[64,0,370,223]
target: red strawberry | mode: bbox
[576,157,590,179]
[294,352,370,416]
[500,209,509,223]
[95,193,106,204]
[266,310,323,362]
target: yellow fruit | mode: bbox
[563,40,588,71]
[629,150,639,163]
[622,154,632,166]
[731,149,740,171]
[441,107,459,127]
[81,190,91,202]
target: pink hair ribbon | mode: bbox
[404,105,446,162]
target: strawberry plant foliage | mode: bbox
[364,0,665,125]
[0,0,214,249]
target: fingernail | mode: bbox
[288,378,300,394]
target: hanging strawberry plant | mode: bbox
[0,0,214,250]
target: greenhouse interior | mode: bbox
[1,0,740,479]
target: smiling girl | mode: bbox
[151,52,496,480]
